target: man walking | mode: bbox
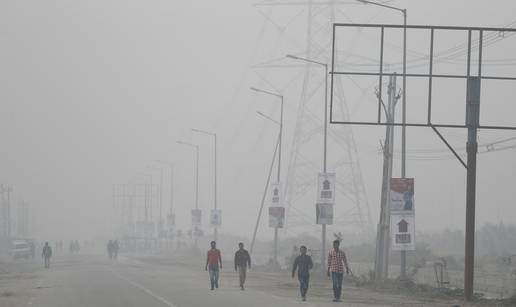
[205,241,222,290]
[327,240,350,302]
[291,246,313,301]
[42,242,52,268]
[234,242,251,290]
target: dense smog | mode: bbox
[1,1,516,306]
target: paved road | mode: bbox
[23,254,339,307]
[0,253,467,307]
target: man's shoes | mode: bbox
[332,298,338,302]
[302,296,306,301]
[240,286,245,290]
[210,287,214,290]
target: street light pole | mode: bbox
[156,160,175,238]
[192,128,218,241]
[286,54,329,273]
[137,173,153,240]
[356,0,408,278]
[0,185,13,237]
[177,141,200,246]
[147,165,164,237]
[251,86,284,265]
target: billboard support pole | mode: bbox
[464,76,481,300]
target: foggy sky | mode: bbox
[1,0,516,242]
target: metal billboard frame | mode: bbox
[329,23,516,301]
[329,23,516,131]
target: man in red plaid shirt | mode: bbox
[327,240,350,302]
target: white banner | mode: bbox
[316,203,333,225]
[268,206,285,228]
[210,209,222,227]
[317,173,336,204]
[270,182,283,206]
[191,209,202,227]
[390,214,416,251]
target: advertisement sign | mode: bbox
[316,203,333,225]
[389,178,415,213]
[167,213,176,228]
[210,209,222,227]
[317,173,336,204]
[390,214,416,251]
[191,209,202,227]
[268,206,285,228]
[270,182,283,206]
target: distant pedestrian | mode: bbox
[205,241,222,290]
[107,240,114,259]
[113,240,119,259]
[29,241,35,259]
[292,246,313,301]
[327,240,350,302]
[234,242,251,290]
[42,242,52,268]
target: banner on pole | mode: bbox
[210,209,222,227]
[270,182,283,206]
[389,178,415,214]
[317,173,336,204]
[191,209,202,227]
[316,203,333,225]
[390,214,416,251]
[167,213,175,228]
[268,206,285,228]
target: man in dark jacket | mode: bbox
[292,245,313,301]
[234,242,251,290]
[42,242,52,268]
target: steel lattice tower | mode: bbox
[253,0,373,238]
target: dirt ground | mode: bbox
[137,252,512,307]
[0,268,39,307]
[1,254,513,307]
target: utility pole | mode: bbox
[17,200,29,237]
[170,164,174,221]
[147,165,164,237]
[6,186,12,238]
[177,141,200,247]
[355,0,409,278]
[192,129,218,241]
[155,161,174,238]
[144,182,149,239]
[274,99,283,265]
[374,74,398,281]
[159,168,163,236]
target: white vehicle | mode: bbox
[10,240,31,260]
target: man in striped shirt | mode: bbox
[327,240,350,302]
